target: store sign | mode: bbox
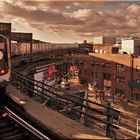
[0,23,11,35]
[11,32,32,43]
[128,80,140,88]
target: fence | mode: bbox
[10,69,140,139]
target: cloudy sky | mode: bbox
[0,0,140,43]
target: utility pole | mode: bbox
[80,83,88,125]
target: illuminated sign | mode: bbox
[11,32,32,43]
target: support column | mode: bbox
[80,90,88,125]
[106,102,114,138]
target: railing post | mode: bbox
[21,77,24,93]
[11,70,16,85]
[80,91,88,125]
[106,102,114,138]
[136,117,139,140]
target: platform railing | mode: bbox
[10,69,140,139]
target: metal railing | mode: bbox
[10,69,140,139]
[4,106,50,140]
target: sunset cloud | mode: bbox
[71,9,93,19]
[0,1,140,42]
[127,4,140,15]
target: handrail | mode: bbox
[4,106,50,140]
[10,68,140,139]
[11,69,116,110]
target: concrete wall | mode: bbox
[103,37,116,45]
[121,38,140,56]
[93,36,103,44]
[93,36,116,45]
[93,45,115,54]
[134,39,140,56]
[121,39,134,54]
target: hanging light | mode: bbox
[0,69,5,74]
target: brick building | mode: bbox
[93,36,120,54]
[75,53,140,101]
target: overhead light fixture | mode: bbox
[1,69,5,74]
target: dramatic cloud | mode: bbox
[0,1,140,42]
[127,4,140,15]
[1,2,82,25]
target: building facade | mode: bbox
[93,36,116,45]
[121,37,140,56]
[93,36,120,54]
[75,53,140,101]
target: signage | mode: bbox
[0,43,4,49]
[11,32,32,43]
[44,64,56,80]
[0,23,11,35]
[128,80,140,88]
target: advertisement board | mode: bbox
[34,71,44,93]
[0,23,11,35]
[11,32,32,43]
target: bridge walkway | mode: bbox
[6,85,110,140]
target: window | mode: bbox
[105,63,110,68]
[103,73,111,80]
[91,61,99,67]
[95,62,99,66]
[136,65,140,72]
[104,86,112,93]
[116,64,125,71]
[84,70,87,75]
[116,88,124,96]
[91,72,94,76]
[116,76,125,84]
[133,93,140,101]
[80,61,84,65]
[79,70,82,75]
[91,61,95,66]
[92,72,98,79]
[101,62,105,67]
[75,60,79,65]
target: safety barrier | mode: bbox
[10,69,140,139]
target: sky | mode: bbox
[0,0,140,43]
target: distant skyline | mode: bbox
[0,0,140,43]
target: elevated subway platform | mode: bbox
[6,85,110,140]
